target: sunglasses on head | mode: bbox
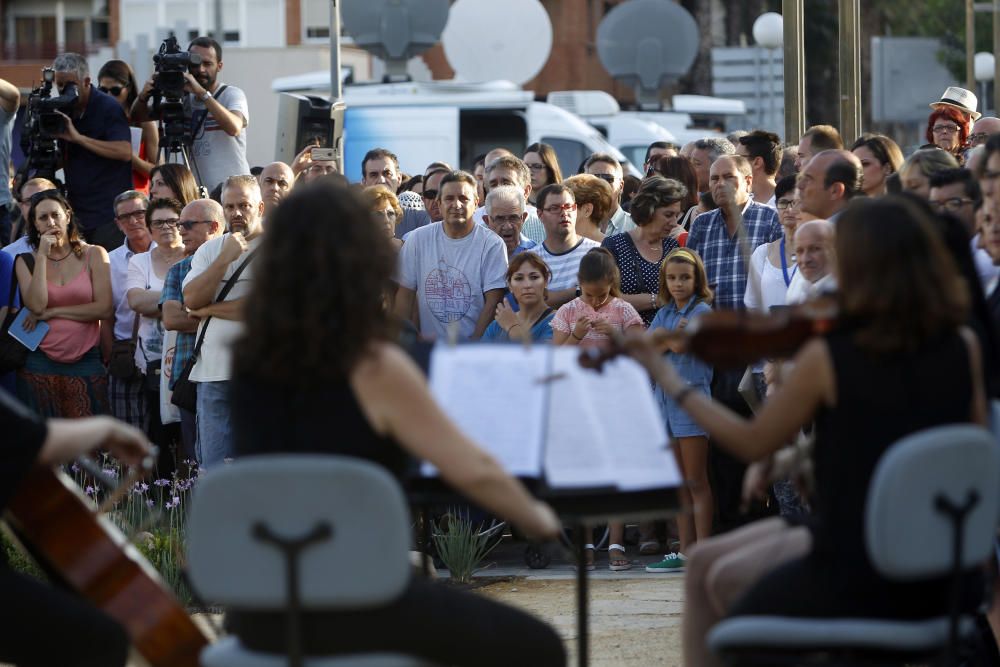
[99,85,125,97]
[29,189,61,205]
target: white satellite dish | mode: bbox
[441,0,553,85]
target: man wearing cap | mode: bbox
[927,87,980,163]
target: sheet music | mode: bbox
[424,344,548,478]
[542,354,617,488]
[552,351,683,491]
[425,344,683,492]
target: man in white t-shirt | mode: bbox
[182,175,263,465]
[395,171,507,341]
[132,36,250,192]
[530,184,599,307]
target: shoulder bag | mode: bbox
[0,254,34,373]
[171,248,256,412]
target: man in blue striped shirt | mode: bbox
[687,155,783,311]
[685,154,783,533]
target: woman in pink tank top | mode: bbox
[13,190,113,418]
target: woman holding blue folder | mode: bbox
[12,189,112,418]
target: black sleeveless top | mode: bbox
[811,326,972,563]
[230,372,413,480]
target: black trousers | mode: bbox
[0,566,129,667]
[227,576,567,666]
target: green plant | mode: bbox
[432,509,500,584]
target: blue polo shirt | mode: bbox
[63,85,132,232]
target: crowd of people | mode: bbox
[1,37,1000,664]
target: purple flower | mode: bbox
[102,468,118,478]
[153,479,171,487]
[70,463,80,473]
[145,499,155,508]
[84,485,95,496]
[166,496,180,509]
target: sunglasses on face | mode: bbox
[422,189,439,200]
[178,220,213,231]
[99,85,125,97]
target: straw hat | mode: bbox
[930,87,981,121]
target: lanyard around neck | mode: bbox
[780,236,797,287]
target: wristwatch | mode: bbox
[199,90,211,102]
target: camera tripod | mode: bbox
[158,139,203,192]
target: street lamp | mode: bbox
[753,12,784,133]
[975,51,995,116]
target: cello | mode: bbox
[4,465,210,666]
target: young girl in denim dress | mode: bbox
[646,248,714,573]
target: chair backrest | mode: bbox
[865,424,1000,579]
[186,455,412,609]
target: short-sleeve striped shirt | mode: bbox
[529,237,601,291]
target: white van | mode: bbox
[547,90,676,169]
[272,76,639,180]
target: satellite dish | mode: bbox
[442,0,553,85]
[597,0,699,110]
[341,0,450,80]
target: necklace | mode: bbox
[47,249,72,262]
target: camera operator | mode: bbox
[132,36,249,193]
[51,53,133,251]
[0,77,18,245]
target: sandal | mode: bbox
[608,543,632,571]
[573,543,596,571]
[639,540,661,555]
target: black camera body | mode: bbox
[150,35,203,151]
[152,35,201,100]
[19,67,79,178]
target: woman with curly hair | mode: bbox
[523,142,563,206]
[361,184,404,251]
[563,173,614,242]
[228,182,565,667]
[149,163,200,205]
[13,190,112,418]
[601,176,682,326]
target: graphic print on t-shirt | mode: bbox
[425,259,473,323]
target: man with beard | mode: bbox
[133,36,250,192]
[182,175,262,465]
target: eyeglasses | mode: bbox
[542,203,578,214]
[525,162,547,172]
[150,217,180,229]
[591,173,616,184]
[932,124,961,134]
[775,199,800,210]
[99,85,125,97]
[490,214,523,227]
[115,209,147,222]
[178,219,214,230]
[968,132,990,145]
[929,197,975,212]
[422,189,438,200]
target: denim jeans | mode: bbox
[196,381,232,467]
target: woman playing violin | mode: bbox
[622,196,987,667]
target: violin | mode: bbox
[580,297,839,371]
[4,466,210,666]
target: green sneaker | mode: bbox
[645,552,687,573]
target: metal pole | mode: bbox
[968,0,977,91]
[838,0,861,142]
[330,0,342,102]
[213,0,223,43]
[782,0,805,142]
[768,48,776,134]
[994,0,1000,115]
[330,0,345,174]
